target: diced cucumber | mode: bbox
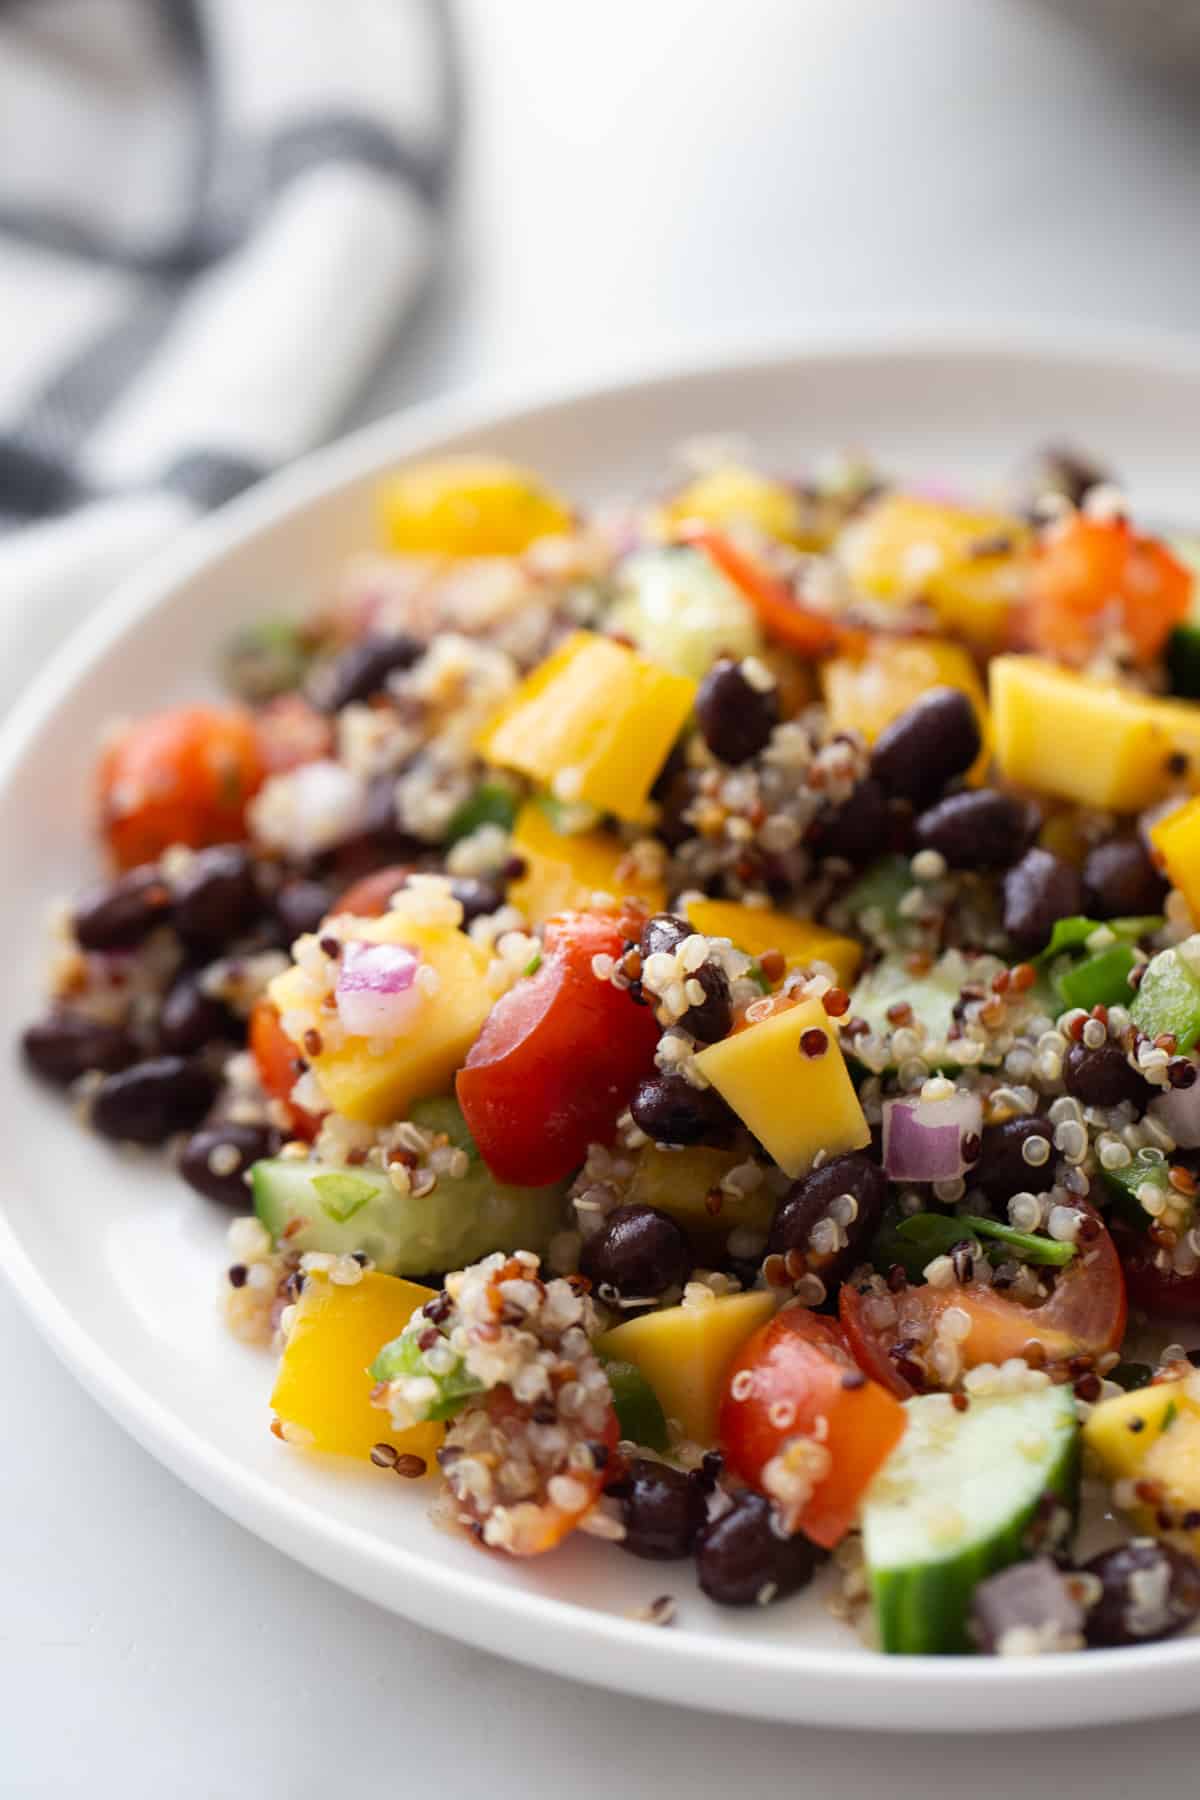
[608,545,762,680]
[842,856,913,936]
[862,1386,1080,1654]
[370,1322,482,1421]
[1132,941,1200,1053]
[252,1154,565,1275]
[849,951,1008,1066]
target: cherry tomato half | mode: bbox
[249,997,321,1141]
[840,1217,1127,1397]
[333,863,415,919]
[719,1304,906,1548]
[99,705,264,869]
[1025,514,1191,668]
[456,910,661,1187]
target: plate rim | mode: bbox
[7,317,1200,1729]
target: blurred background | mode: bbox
[7,1,1200,1794]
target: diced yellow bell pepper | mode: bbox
[820,634,990,784]
[694,995,870,1178]
[596,1289,777,1445]
[991,655,1197,813]
[625,1144,774,1239]
[268,913,492,1125]
[378,455,572,557]
[507,801,665,924]
[1083,1375,1200,1555]
[685,897,861,988]
[656,464,810,546]
[477,631,696,822]
[1151,798,1200,919]
[840,493,1032,649]
[271,1271,443,1463]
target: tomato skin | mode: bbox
[1026,515,1191,667]
[255,694,334,774]
[457,911,661,1187]
[840,1217,1128,1397]
[678,522,863,658]
[99,705,264,869]
[249,998,320,1140]
[333,864,416,919]
[719,1305,906,1548]
[1115,1227,1200,1321]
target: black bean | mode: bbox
[913,788,1029,870]
[90,1057,217,1145]
[1019,442,1112,511]
[172,845,259,951]
[695,658,779,766]
[311,633,423,714]
[971,1557,1085,1654]
[22,1011,137,1086]
[809,777,890,864]
[609,1458,706,1560]
[767,1151,888,1285]
[157,976,241,1056]
[973,1115,1057,1204]
[678,961,732,1044]
[871,688,982,808]
[694,1492,822,1607]
[178,1122,283,1207]
[274,877,334,943]
[1082,1540,1200,1647]
[1063,1040,1151,1111]
[449,877,504,926]
[578,1204,692,1300]
[655,768,700,850]
[73,866,172,951]
[640,913,694,961]
[1003,848,1084,954]
[630,1072,737,1148]
[1083,837,1168,920]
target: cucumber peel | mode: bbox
[862,1386,1080,1654]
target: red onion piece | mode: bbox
[1150,1068,1200,1148]
[336,939,424,1040]
[883,1092,983,1182]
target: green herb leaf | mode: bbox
[523,951,543,977]
[446,781,519,845]
[1055,942,1138,1011]
[957,1213,1077,1267]
[871,1207,1076,1282]
[311,1171,379,1223]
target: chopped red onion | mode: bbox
[883,1091,982,1182]
[336,939,424,1040]
[1150,1068,1200,1148]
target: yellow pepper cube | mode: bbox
[596,1289,777,1445]
[694,995,870,1178]
[477,631,696,821]
[820,634,990,785]
[657,463,809,546]
[507,801,666,924]
[378,455,572,557]
[271,1271,443,1463]
[990,655,1180,813]
[1151,797,1200,919]
[1083,1376,1200,1555]
[268,913,492,1126]
[840,493,1032,649]
[685,897,861,989]
[625,1144,775,1239]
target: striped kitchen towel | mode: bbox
[0,0,456,700]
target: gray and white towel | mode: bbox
[0,0,456,693]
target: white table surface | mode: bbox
[8,1,1200,1793]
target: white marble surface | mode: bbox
[7,0,1200,1792]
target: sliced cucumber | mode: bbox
[252,1155,565,1275]
[861,1386,1080,1654]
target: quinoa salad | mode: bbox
[23,442,1200,1657]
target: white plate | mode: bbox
[4,324,1200,1732]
